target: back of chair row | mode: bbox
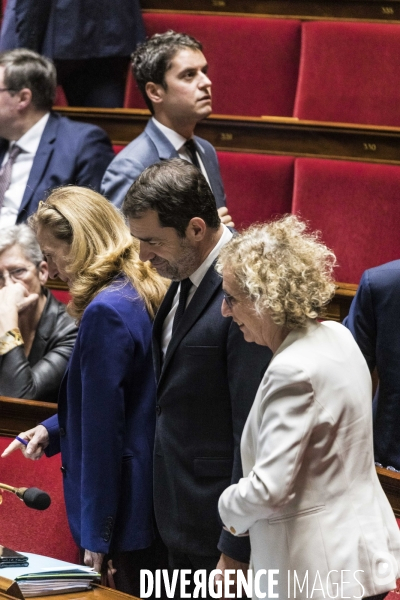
[217,152,400,284]
[122,13,400,128]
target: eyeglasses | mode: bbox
[223,290,236,310]
[0,267,29,288]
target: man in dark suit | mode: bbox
[102,31,233,226]
[344,260,400,472]
[0,48,114,228]
[0,0,145,107]
[123,158,271,595]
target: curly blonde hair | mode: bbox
[217,215,337,330]
[30,186,168,321]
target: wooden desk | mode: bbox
[0,397,57,438]
[0,582,139,600]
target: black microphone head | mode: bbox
[23,487,51,510]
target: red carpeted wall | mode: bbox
[0,437,79,562]
[292,157,400,284]
[217,152,294,230]
[294,21,400,127]
[124,14,302,118]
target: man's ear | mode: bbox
[16,88,33,111]
[186,217,207,243]
[145,81,165,106]
[38,260,49,286]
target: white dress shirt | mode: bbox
[0,113,50,229]
[152,117,212,188]
[161,224,233,357]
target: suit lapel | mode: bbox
[159,264,221,385]
[146,120,180,160]
[152,281,178,381]
[18,113,57,217]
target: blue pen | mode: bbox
[15,436,28,446]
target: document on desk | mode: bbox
[0,552,100,597]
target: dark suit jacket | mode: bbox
[344,260,400,470]
[0,112,114,224]
[0,289,77,402]
[101,119,227,210]
[42,280,156,554]
[0,0,145,60]
[153,262,272,562]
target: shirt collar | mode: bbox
[15,112,50,155]
[189,225,233,289]
[152,117,189,152]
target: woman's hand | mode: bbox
[1,425,49,460]
[0,272,39,336]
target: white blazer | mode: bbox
[219,320,400,599]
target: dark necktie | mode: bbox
[172,278,192,335]
[0,144,22,211]
[184,139,201,170]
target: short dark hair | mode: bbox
[123,158,220,237]
[0,48,56,111]
[132,30,202,113]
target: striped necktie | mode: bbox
[0,144,22,211]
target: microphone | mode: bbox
[0,482,51,510]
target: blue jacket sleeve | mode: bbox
[74,126,115,193]
[343,270,376,372]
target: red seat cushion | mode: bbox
[113,144,125,154]
[294,21,400,127]
[125,14,301,118]
[0,437,79,563]
[292,157,400,284]
[217,151,294,230]
[49,289,70,304]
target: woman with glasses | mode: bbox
[0,224,77,401]
[217,215,400,600]
[2,187,168,596]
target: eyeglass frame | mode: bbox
[0,266,37,288]
[223,290,236,310]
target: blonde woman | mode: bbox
[2,187,167,595]
[217,215,400,600]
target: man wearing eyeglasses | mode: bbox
[0,224,77,402]
[123,158,271,598]
[0,48,114,229]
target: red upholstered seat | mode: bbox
[54,86,68,107]
[124,14,301,118]
[292,158,400,284]
[113,144,125,154]
[0,437,79,562]
[49,289,70,304]
[217,151,294,230]
[294,21,400,127]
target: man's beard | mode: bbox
[152,237,199,281]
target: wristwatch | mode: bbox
[0,328,24,356]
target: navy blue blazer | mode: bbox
[0,0,145,60]
[42,280,156,554]
[101,119,227,210]
[344,260,400,470]
[152,261,272,562]
[0,112,114,224]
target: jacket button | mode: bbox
[230,526,236,534]
[60,466,66,474]
[156,405,161,415]
[59,428,66,437]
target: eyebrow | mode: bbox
[130,233,161,243]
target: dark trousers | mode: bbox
[364,594,388,600]
[168,549,220,600]
[55,57,130,107]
